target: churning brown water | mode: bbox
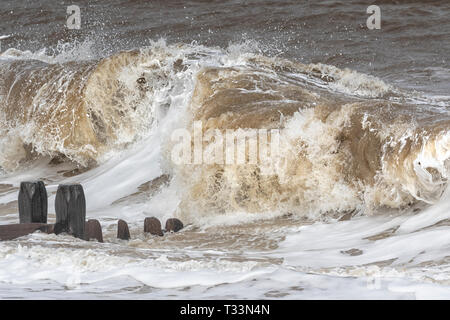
[0,0,449,299]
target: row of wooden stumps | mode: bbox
[0,181,183,241]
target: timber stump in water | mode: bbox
[85,219,103,242]
[18,181,48,224]
[117,219,130,240]
[144,217,163,236]
[55,184,86,240]
[0,223,53,241]
[165,218,183,233]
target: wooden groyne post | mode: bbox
[54,184,86,240]
[0,181,52,241]
[117,219,130,240]
[18,181,48,224]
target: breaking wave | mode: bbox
[0,40,449,221]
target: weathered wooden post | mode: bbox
[144,217,163,236]
[0,223,53,241]
[55,184,86,240]
[117,219,130,240]
[165,218,184,233]
[18,181,48,223]
[0,181,52,241]
[85,219,103,242]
